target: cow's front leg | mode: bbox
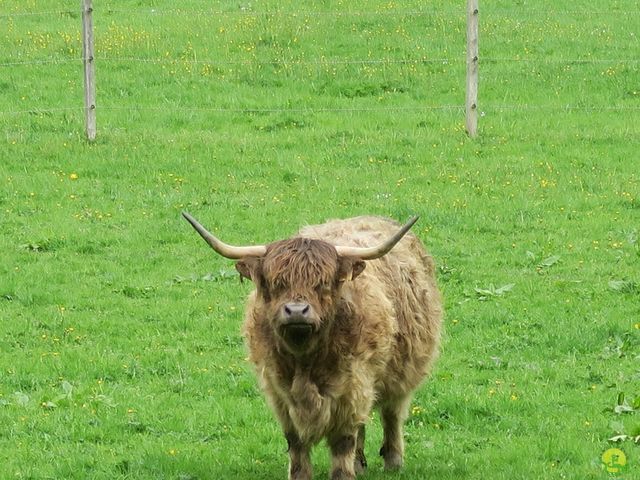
[328,432,357,480]
[379,396,411,471]
[286,431,312,480]
[354,424,367,475]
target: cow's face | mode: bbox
[236,238,365,355]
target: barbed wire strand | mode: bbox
[1,9,445,18]
[0,105,463,116]
[1,7,639,18]
[1,107,82,115]
[2,55,639,69]
[97,56,460,66]
[85,56,640,66]
[0,59,82,67]
[485,105,640,111]
[103,8,462,16]
[0,10,75,18]
[98,7,640,17]
[483,57,639,64]
[3,104,640,118]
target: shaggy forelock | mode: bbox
[262,238,338,292]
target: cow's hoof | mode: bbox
[383,453,403,471]
[354,450,367,475]
[331,468,355,480]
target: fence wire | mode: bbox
[0,10,75,18]
[2,56,638,69]
[5,103,640,118]
[3,7,639,17]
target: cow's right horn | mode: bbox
[183,212,267,259]
[335,216,419,260]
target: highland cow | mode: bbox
[183,213,442,480]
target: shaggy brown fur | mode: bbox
[236,216,442,480]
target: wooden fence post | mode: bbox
[466,0,479,137]
[82,0,96,141]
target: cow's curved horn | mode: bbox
[182,212,267,259]
[335,216,419,260]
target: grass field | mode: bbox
[1,1,639,479]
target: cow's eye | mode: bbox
[316,284,332,297]
[270,279,288,293]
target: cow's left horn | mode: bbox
[335,216,419,260]
[183,212,267,259]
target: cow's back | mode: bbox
[298,216,442,398]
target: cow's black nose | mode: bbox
[283,302,311,320]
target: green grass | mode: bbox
[1,1,639,479]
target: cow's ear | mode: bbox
[351,260,366,279]
[337,257,366,282]
[236,257,261,282]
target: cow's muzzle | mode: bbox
[279,302,316,349]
